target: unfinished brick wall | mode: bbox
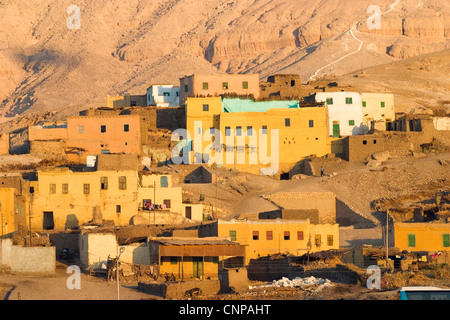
[29,140,67,158]
[343,132,434,161]
[156,107,185,131]
[264,192,336,224]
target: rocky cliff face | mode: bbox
[0,0,449,119]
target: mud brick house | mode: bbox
[179,73,260,106]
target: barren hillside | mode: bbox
[1,0,450,122]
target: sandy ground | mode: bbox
[0,262,158,300]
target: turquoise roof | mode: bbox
[222,98,299,113]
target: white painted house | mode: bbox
[147,85,180,107]
[360,93,395,131]
[315,92,365,137]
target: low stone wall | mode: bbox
[219,268,249,293]
[0,239,55,274]
[138,279,220,299]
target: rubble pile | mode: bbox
[249,276,333,291]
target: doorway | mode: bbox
[332,122,340,138]
[193,257,204,278]
[185,206,192,219]
[43,212,55,230]
[280,172,290,180]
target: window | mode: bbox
[309,120,314,128]
[345,97,353,104]
[124,124,129,132]
[101,177,108,190]
[119,176,127,190]
[315,234,321,247]
[408,234,416,247]
[285,118,290,127]
[160,176,168,188]
[349,120,355,126]
[443,234,449,247]
[170,257,178,265]
[381,101,385,108]
[236,126,242,136]
[327,235,334,246]
[116,205,121,213]
[78,125,84,134]
[198,127,203,134]
[203,82,209,90]
[253,231,259,240]
[229,230,236,241]
[203,104,209,112]
[163,92,170,96]
[297,231,304,240]
[242,81,248,89]
[100,125,106,133]
[362,101,367,107]
[266,231,273,240]
[163,199,171,209]
[62,184,69,194]
[373,140,377,144]
[130,101,137,107]
[290,80,295,87]
[284,231,290,240]
[222,82,228,90]
[225,127,231,136]
[326,98,333,105]
[83,184,90,194]
[262,126,267,135]
[49,184,56,194]
[247,126,253,136]
[363,140,367,145]
[184,84,188,92]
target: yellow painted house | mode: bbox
[0,188,26,237]
[149,237,246,280]
[184,97,330,175]
[198,219,339,265]
[394,223,450,252]
[31,168,189,230]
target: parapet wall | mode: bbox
[138,279,220,299]
[0,239,55,274]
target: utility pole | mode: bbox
[29,188,34,247]
[153,180,156,225]
[116,246,125,300]
[1,202,3,238]
[386,209,389,267]
[215,175,218,220]
[29,200,32,247]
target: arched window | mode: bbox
[160,176,168,188]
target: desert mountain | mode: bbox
[0,0,449,121]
